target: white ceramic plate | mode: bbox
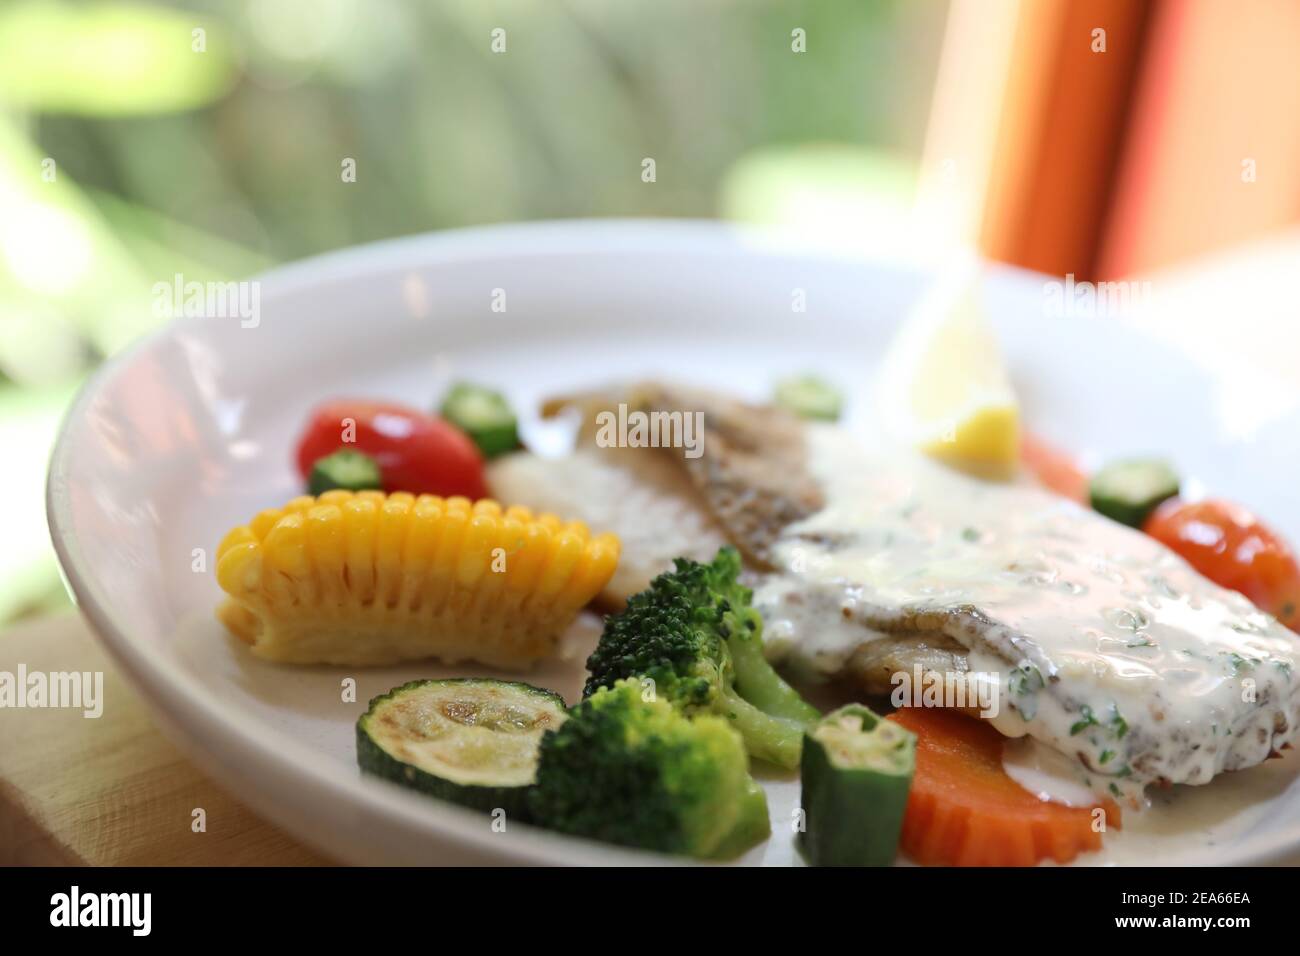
[47,220,1300,865]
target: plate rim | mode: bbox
[45,218,1300,866]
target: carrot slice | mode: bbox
[1020,432,1088,503]
[888,708,1120,867]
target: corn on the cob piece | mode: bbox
[215,491,620,667]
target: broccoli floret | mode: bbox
[584,546,819,768]
[528,679,770,859]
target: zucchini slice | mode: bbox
[773,374,843,422]
[798,704,915,867]
[439,382,521,458]
[1089,458,1179,528]
[357,678,567,817]
[307,449,382,495]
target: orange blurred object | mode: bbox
[930,0,1300,281]
[1098,0,1300,278]
[1020,431,1089,503]
[979,0,1151,279]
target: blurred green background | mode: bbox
[0,0,947,624]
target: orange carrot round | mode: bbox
[1020,432,1089,504]
[888,708,1120,867]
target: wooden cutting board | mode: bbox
[0,612,333,866]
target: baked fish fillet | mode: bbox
[507,383,1300,802]
[542,381,824,567]
[762,424,1299,803]
[489,381,822,604]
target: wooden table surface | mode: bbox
[0,612,333,866]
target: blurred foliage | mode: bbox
[0,2,236,114]
[0,0,946,623]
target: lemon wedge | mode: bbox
[876,267,1020,478]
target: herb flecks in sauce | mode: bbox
[1007,661,1046,720]
[1069,706,1098,736]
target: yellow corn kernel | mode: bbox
[472,499,503,518]
[429,505,469,607]
[473,519,510,605]
[535,530,586,601]
[561,520,590,543]
[375,495,412,607]
[504,521,551,594]
[306,504,346,606]
[218,525,257,558]
[216,541,262,597]
[263,514,309,607]
[457,514,498,589]
[568,532,621,602]
[402,498,442,570]
[214,492,620,667]
[264,514,309,577]
[250,507,285,540]
[342,497,378,605]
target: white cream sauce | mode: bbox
[1079,748,1300,865]
[756,425,1300,806]
[998,736,1300,863]
[1002,737,1099,808]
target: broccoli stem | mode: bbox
[726,610,820,727]
[710,777,771,860]
[719,685,806,768]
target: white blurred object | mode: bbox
[1123,227,1300,442]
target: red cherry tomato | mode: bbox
[1143,498,1300,631]
[295,399,488,499]
[1020,432,1089,504]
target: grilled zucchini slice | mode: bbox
[357,678,567,817]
